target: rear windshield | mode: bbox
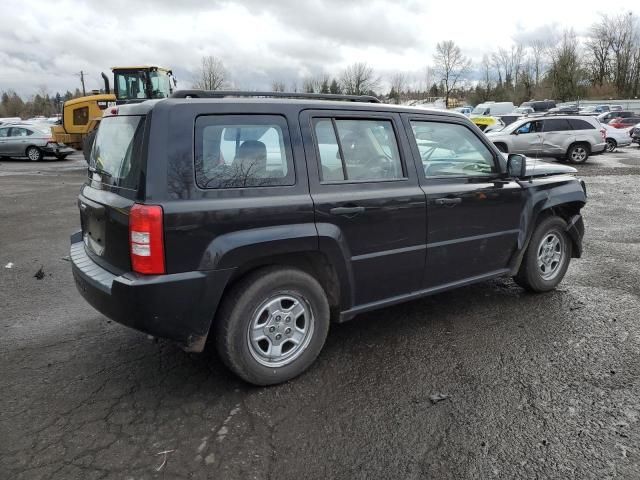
[90,115,145,190]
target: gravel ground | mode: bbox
[1,148,639,479]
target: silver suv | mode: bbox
[485,115,606,164]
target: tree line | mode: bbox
[0,89,85,119]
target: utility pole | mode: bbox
[78,71,86,96]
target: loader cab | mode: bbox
[113,66,176,103]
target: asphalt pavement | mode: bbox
[1,149,639,479]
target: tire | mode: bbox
[55,154,69,160]
[495,143,508,153]
[606,138,616,152]
[26,146,43,161]
[514,216,572,292]
[215,266,330,386]
[567,143,590,164]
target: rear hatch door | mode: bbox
[79,114,147,273]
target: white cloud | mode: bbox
[0,0,637,95]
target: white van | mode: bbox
[469,102,515,131]
[471,102,515,116]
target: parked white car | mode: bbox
[602,123,633,152]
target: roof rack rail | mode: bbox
[170,89,381,103]
[528,111,580,117]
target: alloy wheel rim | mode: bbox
[571,147,586,162]
[537,232,565,281]
[606,140,615,152]
[28,149,39,161]
[247,293,314,367]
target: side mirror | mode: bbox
[507,153,527,178]
[513,130,520,135]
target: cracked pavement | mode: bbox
[1,149,639,479]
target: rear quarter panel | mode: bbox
[147,101,317,274]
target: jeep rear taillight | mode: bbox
[129,204,165,275]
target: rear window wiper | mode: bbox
[88,165,112,178]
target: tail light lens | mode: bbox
[129,204,165,274]
[600,128,606,140]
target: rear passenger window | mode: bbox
[195,115,294,189]
[568,119,595,130]
[313,118,404,182]
[410,121,496,177]
[542,119,571,132]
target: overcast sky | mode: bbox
[0,0,638,96]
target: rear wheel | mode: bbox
[514,216,572,292]
[567,143,589,164]
[215,267,330,385]
[606,138,617,152]
[26,146,42,162]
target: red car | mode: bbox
[608,117,640,128]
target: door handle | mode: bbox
[329,206,365,216]
[434,197,462,206]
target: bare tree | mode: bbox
[433,40,471,108]
[609,12,639,97]
[193,56,227,90]
[511,44,524,86]
[389,73,406,103]
[481,54,492,90]
[340,62,380,95]
[529,40,548,87]
[547,30,584,101]
[585,19,613,86]
[271,80,286,92]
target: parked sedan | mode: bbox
[0,125,74,161]
[602,124,633,151]
[608,117,640,129]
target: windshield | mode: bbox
[472,105,489,115]
[149,71,172,98]
[114,71,149,100]
[499,119,529,134]
[90,116,146,190]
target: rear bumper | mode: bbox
[42,144,75,156]
[591,142,607,154]
[70,233,233,352]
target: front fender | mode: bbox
[509,177,586,273]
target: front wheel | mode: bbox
[567,144,589,164]
[215,267,330,385]
[605,138,616,152]
[514,216,572,292]
[26,146,43,162]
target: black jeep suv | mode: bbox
[71,91,586,385]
